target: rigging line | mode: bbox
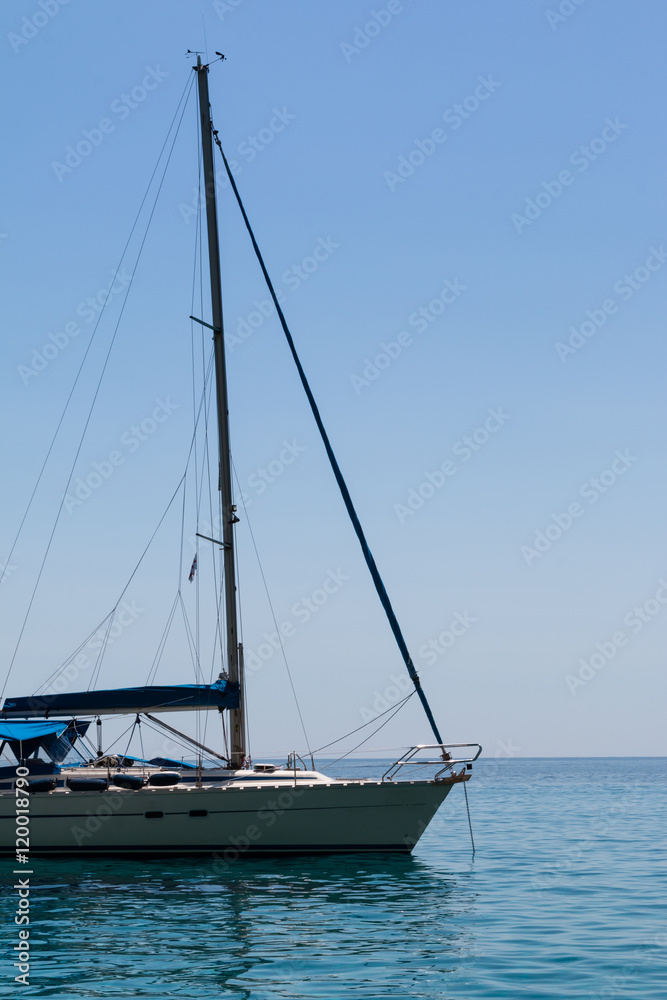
[0,71,194,620]
[201,559,227,748]
[191,347,215,717]
[38,341,211,695]
[138,725,218,768]
[194,155,206,522]
[212,133,443,748]
[69,740,91,764]
[87,612,116,693]
[221,710,229,761]
[146,599,178,686]
[33,474,187,695]
[185,128,204,585]
[193,136,207,748]
[203,377,219,621]
[178,591,203,683]
[96,718,137,755]
[196,346,224,744]
[309,691,416,755]
[177,471,188,589]
[193,353,211,518]
[195,113,206,527]
[145,592,180,686]
[194,351,208,744]
[192,183,213,746]
[323,692,417,769]
[186,112,204,694]
[195,508,200,747]
[202,14,209,65]
[28,303,213,693]
[140,715,226,764]
[214,473,225,668]
[122,718,140,763]
[78,732,100,760]
[201,358,218,648]
[34,610,115,694]
[134,717,198,760]
[1,79,196,704]
[232,459,311,756]
[191,349,215,516]
[207,555,226,681]
[196,319,218,549]
[230,506,250,757]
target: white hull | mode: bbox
[2,776,460,856]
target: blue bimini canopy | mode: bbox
[0,719,90,762]
[1,678,240,719]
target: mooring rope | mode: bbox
[463,779,476,855]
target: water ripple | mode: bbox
[1,759,665,998]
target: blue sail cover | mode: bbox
[0,719,90,761]
[1,678,239,718]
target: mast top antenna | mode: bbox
[188,51,225,69]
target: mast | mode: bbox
[195,57,245,768]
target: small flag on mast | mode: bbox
[189,555,197,582]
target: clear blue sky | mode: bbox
[1,0,666,759]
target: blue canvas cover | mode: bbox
[0,719,90,761]
[1,678,239,718]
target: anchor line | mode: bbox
[464,779,476,855]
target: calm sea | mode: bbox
[1,758,665,998]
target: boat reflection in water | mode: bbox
[9,848,474,997]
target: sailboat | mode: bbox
[0,57,480,856]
